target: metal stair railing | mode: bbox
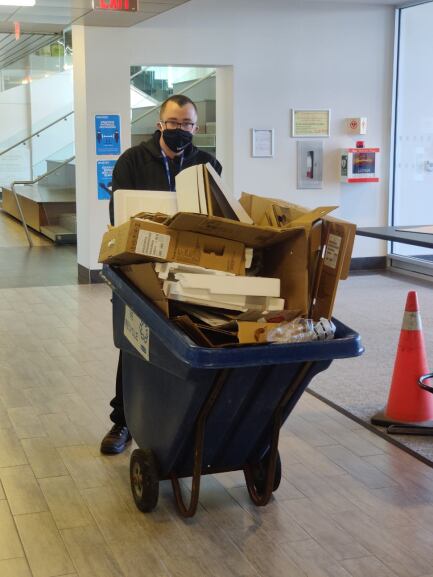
[0,110,74,159]
[9,155,75,248]
[131,70,216,126]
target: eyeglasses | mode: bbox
[160,120,196,131]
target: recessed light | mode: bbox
[0,0,35,6]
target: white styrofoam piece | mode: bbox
[113,189,177,225]
[155,262,234,280]
[173,273,280,297]
[174,166,201,213]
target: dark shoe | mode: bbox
[100,424,132,455]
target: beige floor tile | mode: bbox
[7,407,44,439]
[20,437,68,479]
[0,557,33,577]
[109,540,170,577]
[0,501,24,560]
[80,485,144,544]
[0,430,28,468]
[0,383,30,411]
[61,525,125,577]
[14,511,74,577]
[39,413,86,448]
[38,476,93,530]
[0,465,48,515]
[58,445,111,490]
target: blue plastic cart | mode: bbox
[102,264,363,517]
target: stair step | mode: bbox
[39,225,76,244]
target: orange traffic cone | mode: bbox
[371,290,433,433]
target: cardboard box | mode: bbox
[99,218,246,275]
[239,192,356,320]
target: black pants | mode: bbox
[109,351,126,426]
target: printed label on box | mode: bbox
[124,305,150,361]
[324,234,342,269]
[136,230,170,259]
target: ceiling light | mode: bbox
[0,0,35,6]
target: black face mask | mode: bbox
[161,128,193,153]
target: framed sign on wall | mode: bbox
[292,109,330,138]
[251,128,274,157]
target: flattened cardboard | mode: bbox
[262,232,309,314]
[165,212,305,248]
[240,192,337,232]
[99,218,245,275]
[120,263,169,316]
[310,220,356,320]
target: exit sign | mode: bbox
[95,0,138,11]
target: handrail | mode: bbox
[0,111,74,158]
[131,70,216,125]
[130,66,149,81]
[9,155,75,248]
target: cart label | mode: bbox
[136,230,170,260]
[124,305,150,361]
[323,234,342,269]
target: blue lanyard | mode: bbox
[161,150,184,192]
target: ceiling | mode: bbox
[0,0,189,34]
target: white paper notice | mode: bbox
[253,129,274,157]
[136,230,170,259]
[123,305,150,361]
[324,234,342,269]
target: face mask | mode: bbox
[161,128,193,153]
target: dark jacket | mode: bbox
[109,131,222,224]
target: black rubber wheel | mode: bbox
[130,448,159,513]
[250,450,282,495]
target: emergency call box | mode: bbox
[340,147,380,183]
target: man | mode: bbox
[101,94,222,454]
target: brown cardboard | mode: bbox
[165,212,306,248]
[236,322,279,344]
[262,232,309,314]
[310,220,356,320]
[239,192,357,319]
[120,263,169,316]
[99,218,246,275]
[162,212,311,315]
[239,192,337,232]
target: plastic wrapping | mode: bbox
[266,317,336,344]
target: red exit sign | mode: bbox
[96,0,138,11]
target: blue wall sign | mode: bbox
[97,159,116,200]
[95,114,120,155]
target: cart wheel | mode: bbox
[130,449,159,513]
[250,451,282,495]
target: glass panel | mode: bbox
[393,3,433,263]
[0,113,74,189]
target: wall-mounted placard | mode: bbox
[252,128,274,157]
[95,114,121,155]
[97,159,116,200]
[297,141,323,189]
[292,109,330,138]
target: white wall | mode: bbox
[73,0,395,271]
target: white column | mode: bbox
[72,25,131,281]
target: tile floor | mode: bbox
[3,209,433,577]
